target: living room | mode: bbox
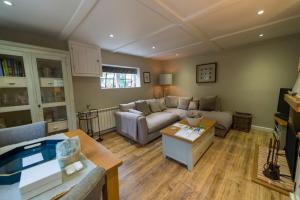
[0,0,300,200]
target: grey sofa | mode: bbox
[115,96,232,145]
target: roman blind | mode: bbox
[102,65,137,74]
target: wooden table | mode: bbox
[160,119,216,171]
[65,129,122,200]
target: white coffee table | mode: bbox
[160,119,216,171]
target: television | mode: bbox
[275,88,291,121]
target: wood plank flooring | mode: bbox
[101,129,289,200]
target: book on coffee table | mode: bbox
[175,127,204,141]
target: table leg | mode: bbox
[103,168,120,200]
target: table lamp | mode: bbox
[159,73,173,97]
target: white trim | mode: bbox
[0,40,68,55]
[60,0,99,40]
[251,125,274,133]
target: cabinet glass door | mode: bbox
[34,57,68,133]
[0,52,32,128]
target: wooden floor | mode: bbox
[101,129,289,200]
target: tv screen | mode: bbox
[277,88,291,116]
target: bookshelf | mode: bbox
[0,40,76,133]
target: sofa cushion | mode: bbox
[199,111,232,131]
[165,96,178,108]
[146,112,179,133]
[164,108,187,119]
[119,102,135,112]
[135,101,151,116]
[188,100,199,110]
[177,97,192,110]
[158,98,167,110]
[128,109,143,116]
[199,96,217,111]
[149,101,162,113]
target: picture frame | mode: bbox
[143,72,151,83]
[196,62,217,83]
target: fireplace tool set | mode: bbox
[263,138,280,180]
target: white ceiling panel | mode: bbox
[214,16,300,49]
[157,0,224,19]
[152,43,218,60]
[70,0,172,50]
[189,0,300,38]
[116,25,199,56]
[0,0,81,35]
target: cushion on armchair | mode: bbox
[188,100,199,110]
[135,101,152,116]
[119,102,135,112]
[177,97,192,110]
[199,96,217,111]
[149,101,162,113]
[165,96,178,108]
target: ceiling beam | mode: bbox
[211,14,300,41]
[137,0,223,53]
[59,0,99,40]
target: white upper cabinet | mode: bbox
[69,41,102,77]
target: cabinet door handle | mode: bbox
[48,82,53,85]
[53,127,58,130]
[8,82,16,85]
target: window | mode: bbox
[100,65,140,89]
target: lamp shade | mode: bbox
[159,74,173,85]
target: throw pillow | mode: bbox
[199,96,217,111]
[158,98,167,110]
[177,97,192,110]
[135,101,152,116]
[165,96,178,108]
[149,101,162,113]
[128,109,143,116]
[119,102,135,112]
[188,100,199,110]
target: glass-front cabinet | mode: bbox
[0,50,34,128]
[0,41,76,134]
[32,55,70,133]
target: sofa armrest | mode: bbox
[115,111,140,133]
[137,117,149,145]
[115,111,149,145]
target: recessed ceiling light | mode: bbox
[257,10,264,15]
[3,0,13,6]
[109,34,114,38]
[175,53,179,56]
[152,46,156,49]
[259,33,264,37]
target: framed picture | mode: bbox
[143,72,151,83]
[196,62,217,83]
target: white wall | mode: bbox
[72,50,162,111]
[162,34,300,128]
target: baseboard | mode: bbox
[251,125,274,133]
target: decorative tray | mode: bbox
[0,139,63,185]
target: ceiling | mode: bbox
[1,0,300,60]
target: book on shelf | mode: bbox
[0,58,25,77]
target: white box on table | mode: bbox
[19,159,62,200]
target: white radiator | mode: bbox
[77,106,119,133]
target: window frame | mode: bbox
[100,64,141,89]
